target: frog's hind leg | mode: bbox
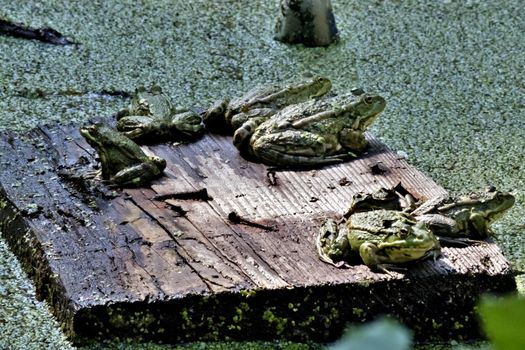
[110,162,164,187]
[250,130,347,166]
[232,109,275,149]
[257,150,344,166]
[233,117,269,149]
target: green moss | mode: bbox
[352,307,364,318]
[453,321,464,330]
[287,302,299,312]
[299,316,316,328]
[230,301,251,328]
[262,308,289,336]
[431,319,442,330]
[240,289,257,298]
[107,310,157,334]
[180,308,195,331]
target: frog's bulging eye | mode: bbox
[364,96,374,104]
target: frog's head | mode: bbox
[473,189,515,223]
[203,98,230,126]
[377,220,440,264]
[351,93,386,130]
[79,123,111,148]
[131,86,162,116]
[306,76,333,98]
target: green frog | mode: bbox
[79,123,166,187]
[317,210,440,272]
[244,91,386,166]
[204,76,332,135]
[116,86,172,120]
[116,86,203,142]
[411,188,515,239]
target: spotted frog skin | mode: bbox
[80,123,166,187]
[317,210,440,272]
[204,76,332,138]
[116,86,203,142]
[411,189,515,239]
[342,187,515,242]
[117,86,172,120]
[243,90,385,166]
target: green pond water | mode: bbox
[1,0,524,349]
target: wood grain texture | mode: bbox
[0,122,516,344]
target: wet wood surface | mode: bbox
[0,122,516,344]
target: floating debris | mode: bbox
[0,18,76,45]
[274,0,339,47]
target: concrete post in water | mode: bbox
[275,0,339,47]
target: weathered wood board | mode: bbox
[0,122,516,344]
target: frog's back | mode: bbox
[254,93,358,135]
[230,76,332,113]
[229,84,282,112]
[148,94,173,119]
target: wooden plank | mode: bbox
[0,121,516,344]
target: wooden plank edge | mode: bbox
[0,187,76,335]
[69,270,516,345]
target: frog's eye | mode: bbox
[495,193,505,200]
[363,95,374,104]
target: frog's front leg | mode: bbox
[170,111,205,137]
[110,158,166,187]
[251,129,346,166]
[317,219,350,266]
[469,212,491,238]
[359,242,386,272]
[416,213,486,246]
[116,115,156,139]
[230,108,276,130]
[359,242,407,274]
[415,214,460,237]
[339,128,368,152]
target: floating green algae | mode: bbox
[1,1,524,349]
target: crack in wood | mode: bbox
[157,146,290,287]
[126,195,218,291]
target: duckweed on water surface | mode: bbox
[1,0,524,349]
